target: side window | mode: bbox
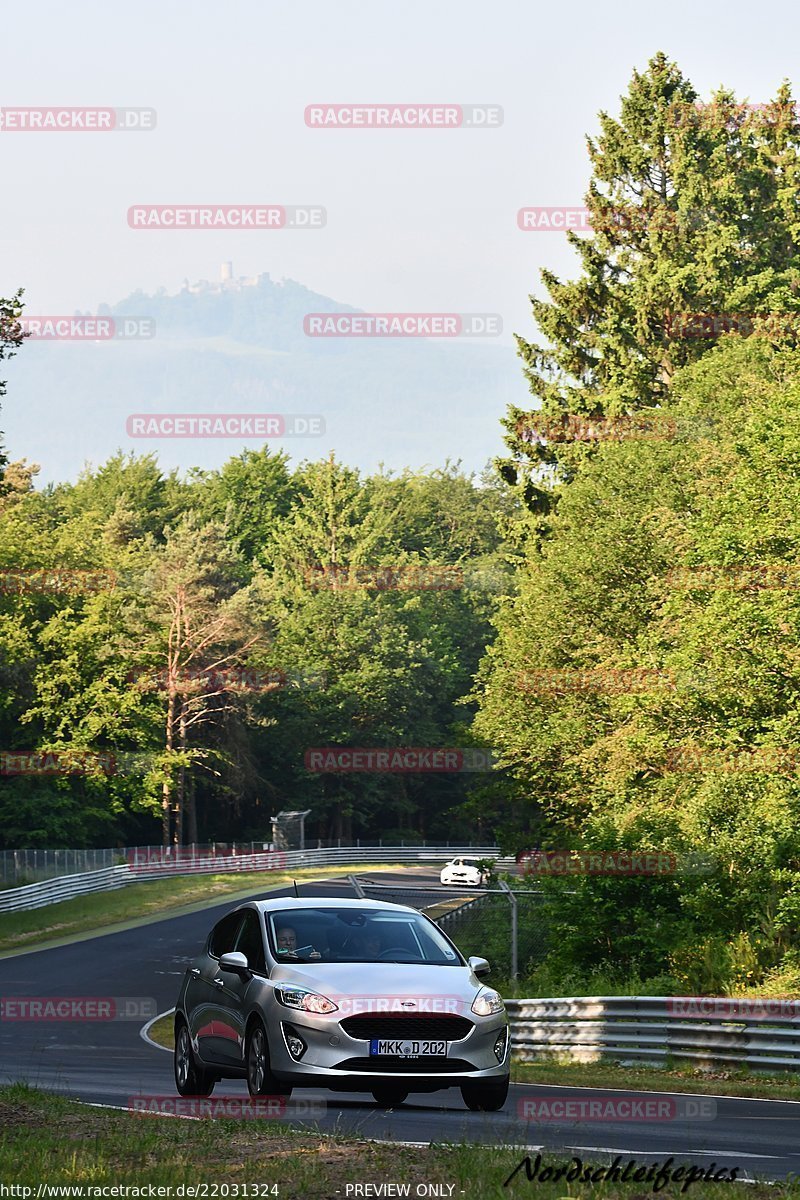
[208,911,243,958]
[235,909,267,974]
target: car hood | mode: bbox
[268,961,485,1015]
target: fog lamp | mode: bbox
[282,1025,307,1060]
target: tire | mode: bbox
[371,1087,409,1107]
[461,1075,509,1112]
[174,1021,216,1097]
[246,1020,292,1098]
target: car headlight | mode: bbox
[471,988,505,1016]
[275,987,338,1014]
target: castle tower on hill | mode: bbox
[182,264,268,294]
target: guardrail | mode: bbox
[506,996,800,1072]
[0,840,498,886]
[0,864,134,913]
[0,845,505,913]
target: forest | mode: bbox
[5,53,800,990]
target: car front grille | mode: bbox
[340,1015,473,1041]
[335,1056,474,1073]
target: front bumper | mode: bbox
[269,1012,509,1090]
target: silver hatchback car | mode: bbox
[174,897,510,1110]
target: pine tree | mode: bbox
[499,54,800,505]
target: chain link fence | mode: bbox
[433,888,549,981]
[0,847,123,887]
[0,840,500,889]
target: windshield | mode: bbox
[266,907,464,965]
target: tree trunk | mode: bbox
[162,688,176,847]
[174,700,186,847]
[186,771,199,846]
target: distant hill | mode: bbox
[3,270,523,483]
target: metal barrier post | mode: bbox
[499,879,518,982]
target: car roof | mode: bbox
[244,896,421,915]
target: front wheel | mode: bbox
[174,1022,216,1097]
[371,1087,409,1107]
[246,1021,292,1098]
[461,1075,509,1112]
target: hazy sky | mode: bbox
[2,0,799,477]
[5,0,799,322]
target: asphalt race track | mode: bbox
[2,868,800,1182]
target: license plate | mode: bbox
[370,1038,447,1057]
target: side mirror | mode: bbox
[468,955,491,980]
[219,951,251,977]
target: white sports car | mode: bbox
[440,857,489,887]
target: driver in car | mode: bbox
[276,926,298,953]
[276,925,322,959]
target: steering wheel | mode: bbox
[377,947,419,962]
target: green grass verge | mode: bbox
[147,1011,175,1049]
[0,1084,795,1197]
[0,864,409,955]
[513,1057,800,1101]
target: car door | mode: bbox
[188,909,245,1065]
[207,908,268,1068]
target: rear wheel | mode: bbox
[246,1021,292,1098]
[371,1086,409,1107]
[174,1021,216,1097]
[461,1075,509,1112]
